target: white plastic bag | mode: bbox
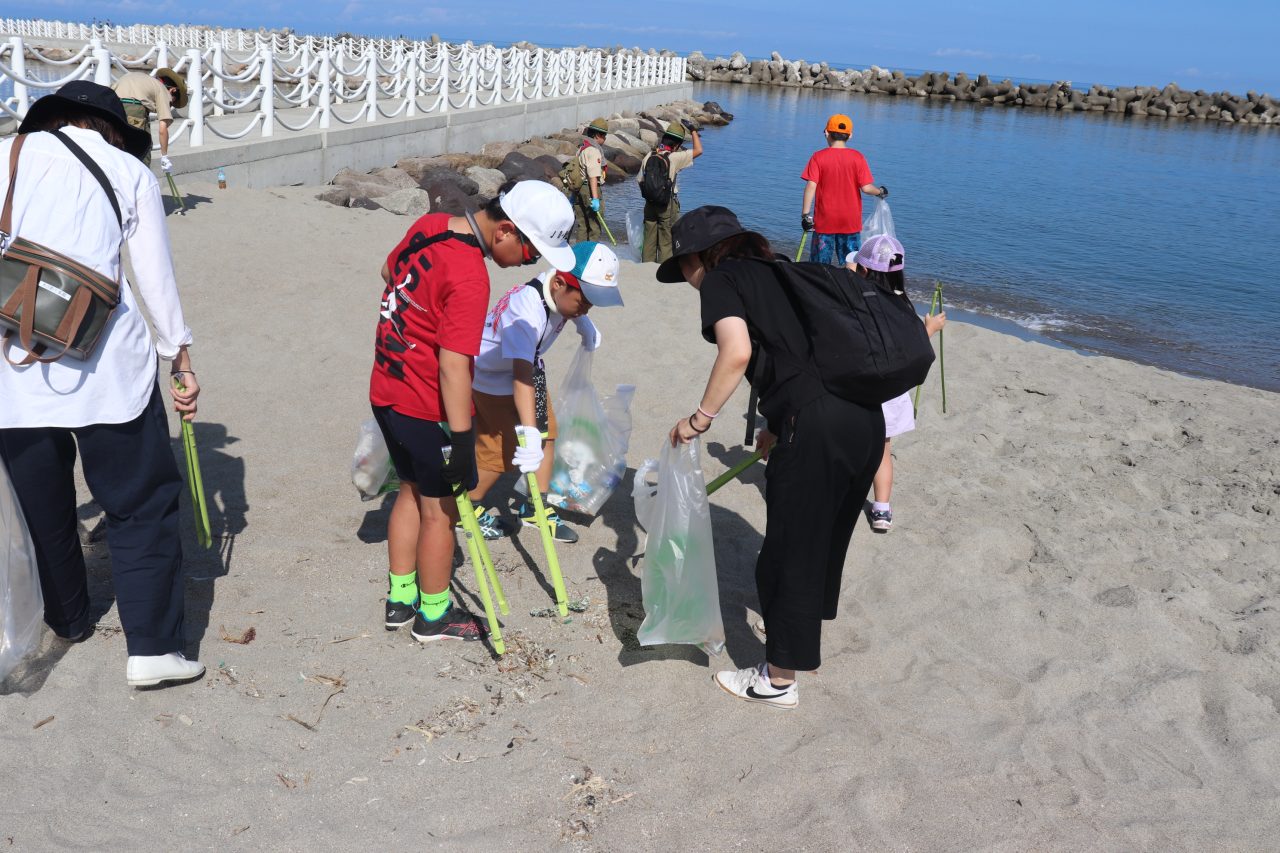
[632,440,725,654]
[351,418,398,501]
[862,197,896,241]
[1,459,44,682]
[625,209,645,262]
[544,349,634,515]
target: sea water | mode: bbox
[604,83,1280,391]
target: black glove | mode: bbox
[440,428,475,487]
[680,118,698,132]
[801,214,814,232]
[879,186,889,200]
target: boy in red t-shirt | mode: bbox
[799,114,888,266]
[370,179,574,642]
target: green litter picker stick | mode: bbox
[594,211,617,246]
[794,231,809,262]
[937,282,947,413]
[439,430,507,655]
[914,282,944,417]
[516,430,568,617]
[172,377,211,548]
[165,172,186,213]
[705,450,763,496]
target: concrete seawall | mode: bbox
[168,83,692,189]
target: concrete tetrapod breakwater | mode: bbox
[687,51,1279,127]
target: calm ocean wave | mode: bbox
[605,83,1280,391]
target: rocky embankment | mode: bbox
[317,99,731,215]
[687,51,1278,127]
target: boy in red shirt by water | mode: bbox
[799,113,889,265]
[370,179,574,642]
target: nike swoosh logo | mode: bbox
[745,684,789,700]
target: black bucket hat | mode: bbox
[655,205,750,282]
[18,80,153,161]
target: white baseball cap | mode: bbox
[498,180,575,270]
[565,242,623,307]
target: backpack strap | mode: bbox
[0,134,26,251]
[49,130,123,232]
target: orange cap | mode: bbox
[825,114,853,134]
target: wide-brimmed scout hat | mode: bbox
[19,80,152,160]
[825,113,853,134]
[848,234,905,272]
[655,205,749,283]
[498,180,576,271]
[586,117,609,135]
[154,67,189,109]
[662,120,687,142]
[561,241,623,307]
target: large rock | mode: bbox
[602,146,642,174]
[415,166,479,198]
[428,183,482,213]
[464,166,507,198]
[373,188,432,217]
[331,168,398,202]
[498,151,547,182]
[481,140,520,160]
[531,154,567,182]
[370,167,418,190]
[315,185,350,207]
[395,154,497,181]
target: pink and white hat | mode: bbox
[847,234,905,272]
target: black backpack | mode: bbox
[639,151,673,206]
[766,259,935,406]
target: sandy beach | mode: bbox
[2,183,1278,851]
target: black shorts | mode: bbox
[371,405,477,498]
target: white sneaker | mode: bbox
[126,652,206,687]
[713,663,798,709]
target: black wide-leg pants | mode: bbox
[756,393,885,672]
[0,385,186,656]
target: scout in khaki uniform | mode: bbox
[570,118,610,242]
[111,68,187,169]
[638,120,702,263]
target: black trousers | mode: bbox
[757,393,885,672]
[0,385,186,656]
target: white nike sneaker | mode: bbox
[713,663,798,709]
[126,652,206,687]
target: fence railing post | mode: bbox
[9,37,29,116]
[211,43,225,116]
[260,47,274,137]
[404,45,417,117]
[92,42,111,86]
[364,47,378,121]
[318,49,332,128]
[187,48,204,147]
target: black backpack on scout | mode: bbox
[767,259,935,406]
[639,151,673,207]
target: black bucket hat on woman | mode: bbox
[19,80,153,160]
[655,205,750,283]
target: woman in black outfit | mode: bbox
[659,206,885,710]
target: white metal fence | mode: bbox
[0,18,687,149]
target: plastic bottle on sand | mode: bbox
[217,167,227,189]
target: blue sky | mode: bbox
[19,0,1280,94]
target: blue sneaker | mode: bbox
[517,500,579,544]
[455,506,509,541]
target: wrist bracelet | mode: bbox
[697,406,718,420]
[170,369,194,376]
[688,411,710,434]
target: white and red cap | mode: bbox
[499,180,575,270]
[560,241,624,307]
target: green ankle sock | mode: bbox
[420,589,450,621]
[388,571,418,606]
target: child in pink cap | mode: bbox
[846,235,945,532]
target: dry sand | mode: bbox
[2,184,1278,851]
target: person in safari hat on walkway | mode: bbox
[799,113,887,266]
[111,68,187,171]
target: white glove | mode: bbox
[159,155,173,173]
[511,425,544,474]
[576,316,602,352]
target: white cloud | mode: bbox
[933,47,992,59]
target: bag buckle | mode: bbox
[0,229,11,257]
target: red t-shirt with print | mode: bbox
[369,214,490,421]
[801,147,874,234]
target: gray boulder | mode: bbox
[331,167,398,201]
[464,166,507,198]
[498,151,541,181]
[370,167,418,190]
[315,185,351,207]
[415,166,479,198]
[373,188,432,217]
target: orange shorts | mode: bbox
[473,390,558,473]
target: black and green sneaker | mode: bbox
[385,596,418,630]
[411,606,488,643]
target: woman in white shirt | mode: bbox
[0,81,204,688]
